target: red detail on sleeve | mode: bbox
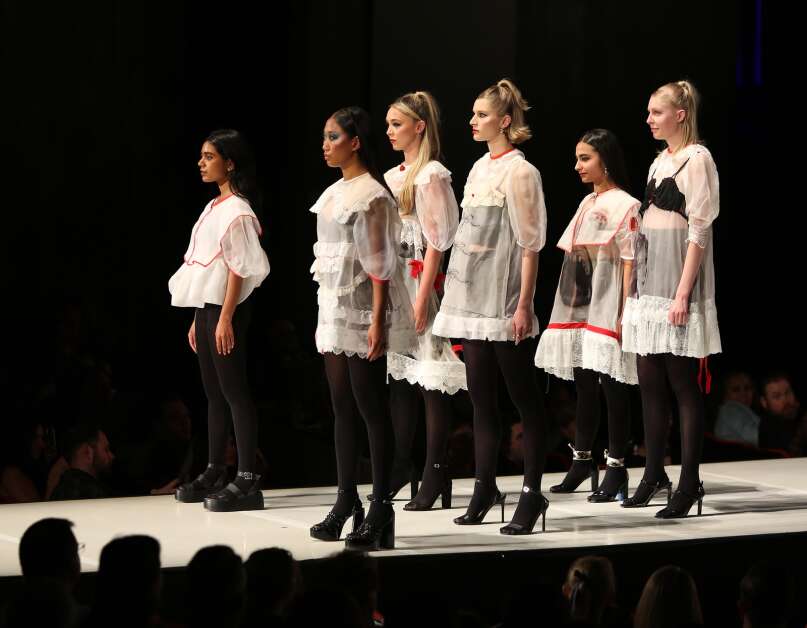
[408,259,424,278]
[434,272,446,294]
[629,216,639,231]
[451,344,463,354]
[368,273,389,284]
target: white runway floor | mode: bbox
[1,458,806,577]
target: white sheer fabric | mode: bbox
[433,149,547,342]
[311,172,414,358]
[622,144,721,357]
[169,195,269,308]
[383,161,466,394]
[535,189,640,384]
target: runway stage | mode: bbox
[1,458,806,577]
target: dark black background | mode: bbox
[3,0,790,462]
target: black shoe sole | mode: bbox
[204,491,264,512]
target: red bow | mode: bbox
[408,259,424,278]
[433,272,446,294]
[451,344,463,354]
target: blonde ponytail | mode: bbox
[390,91,442,214]
[653,79,701,149]
[478,78,532,145]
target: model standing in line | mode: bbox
[169,129,270,512]
[535,129,640,502]
[383,91,466,511]
[433,79,550,535]
[308,106,414,550]
[621,80,721,518]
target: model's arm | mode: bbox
[215,271,243,355]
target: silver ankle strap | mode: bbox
[569,443,592,461]
[604,450,625,468]
[237,471,260,480]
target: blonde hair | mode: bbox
[390,91,442,214]
[565,556,616,624]
[477,78,531,145]
[653,80,701,149]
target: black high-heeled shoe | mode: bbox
[204,471,264,512]
[404,463,452,511]
[588,451,629,503]
[655,482,705,519]
[621,475,673,508]
[453,481,506,525]
[367,467,418,502]
[310,490,365,541]
[175,464,227,503]
[500,486,549,535]
[345,500,395,551]
[549,444,599,493]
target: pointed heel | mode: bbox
[590,466,600,492]
[697,497,703,516]
[499,493,507,523]
[441,480,453,509]
[667,483,672,504]
[541,508,546,532]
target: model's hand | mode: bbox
[188,320,198,354]
[413,295,429,335]
[512,304,533,345]
[668,294,690,327]
[367,322,386,361]
[215,314,235,355]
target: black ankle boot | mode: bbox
[453,480,506,525]
[588,451,629,503]
[549,444,599,493]
[175,464,227,503]
[310,489,365,541]
[655,482,705,519]
[404,463,452,511]
[345,499,395,551]
[204,471,263,512]
[500,485,549,535]
[621,474,672,508]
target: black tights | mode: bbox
[638,353,704,493]
[462,338,547,491]
[389,378,452,495]
[195,302,258,473]
[323,352,393,517]
[572,368,631,459]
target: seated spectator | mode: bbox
[186,546,246,628]
[19,518,81,588]
[562,555,624,626]
[738,561,797,628]
[49,425,114,501]
[758,373,807,455]
[306,551,380,628]
[243,548,300,627]
[2,578,78,628]
[714,371,761,446]
[84,535,162,628]
[0,419,51,503]
[634,565,703,628]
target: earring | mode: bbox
[604,167,609,178]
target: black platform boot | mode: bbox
[175,464,227,503]
[310,489,365,541]
[204,471,264,512]
[345,498,395,551]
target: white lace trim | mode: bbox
[686,223,710,249]
[621,295,721,358]
[314,272,368,301]
[316,324,416,358]
[386,352,467,394]
[332,188,390,225]
[432,311,540,342]
[400,218,424,255]
[460,187,505,210]
[535,328,638,385]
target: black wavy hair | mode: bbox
[205,129,262,213]
[578,128,631,194]
[330,106,394,199]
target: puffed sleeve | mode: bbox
[353,196,400,282]
[614,203,641,260]
[221,215,270,279]
[683,148,720,248]
[504,160,547,252]
[414,172,459,252]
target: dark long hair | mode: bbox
[330,106,394,199]
[205,129,262,213]
[579,128,631,194]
